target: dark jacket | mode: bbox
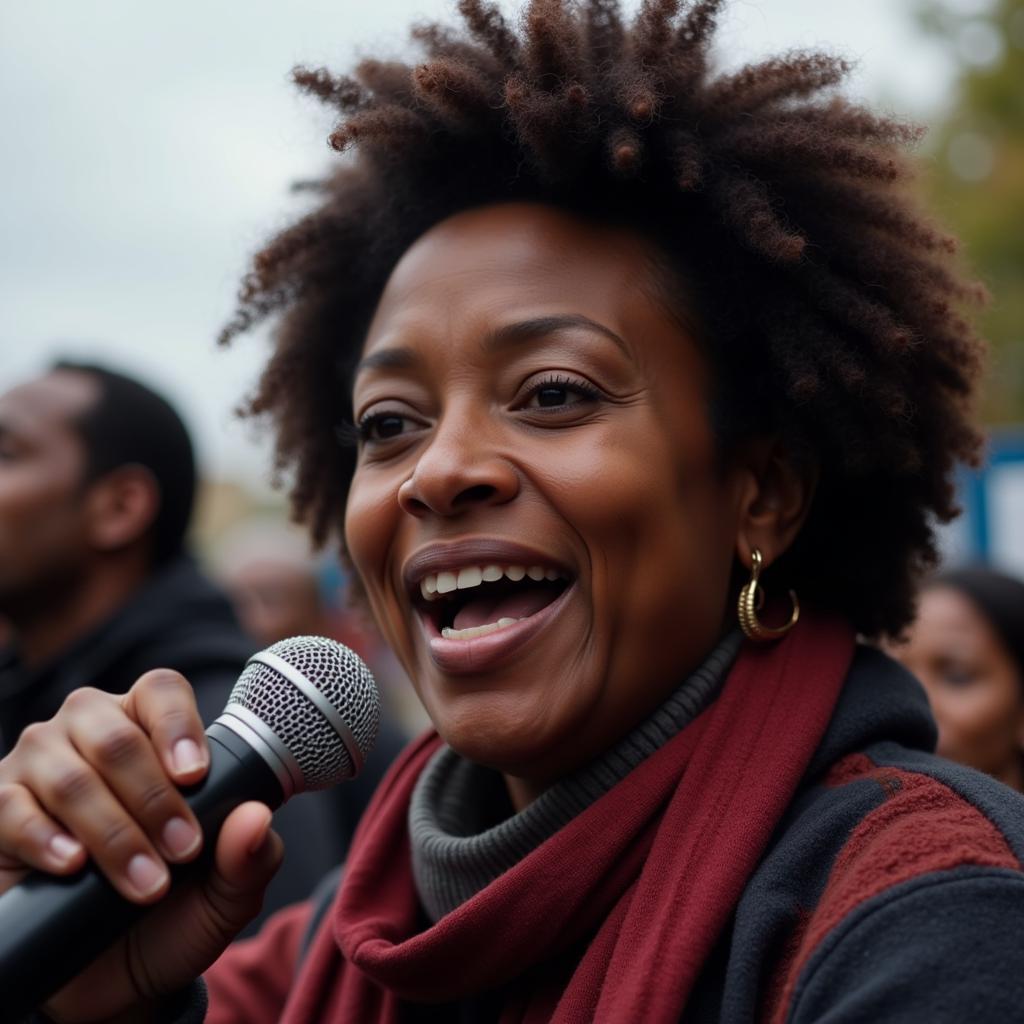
[690,646,1024,1022]
[0,554,406,930]
[200,647,1024,1022]
[0,556,251,746]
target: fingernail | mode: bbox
[172,737,205,775]
[126,853,168,897]
[246,818,272,857]
[162,817,200,859]
[48,834,82,863]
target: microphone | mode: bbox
[0,636,380,1023]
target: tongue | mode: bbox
[452,586,560,631]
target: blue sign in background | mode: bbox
[945,427,1024,575]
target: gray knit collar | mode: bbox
[409,631,742,922]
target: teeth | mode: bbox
[441,617,519,640]
[457,566,483,589]
[417,562,565,602]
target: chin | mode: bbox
[429,686,597,781]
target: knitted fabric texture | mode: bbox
[409,631,741,921]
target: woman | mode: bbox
[2,2,1023,1021]
[892,567,1024,793]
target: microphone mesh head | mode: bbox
[226,636,380,791]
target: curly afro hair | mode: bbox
[220,0,986,638]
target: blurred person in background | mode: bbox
[215,518,370,649]
[215,518,425,734]
[890,566,1024,792]
[0,360,396,925]
[0,360,248,744]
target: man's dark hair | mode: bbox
[219,0,986,638]
[53,360,196,566]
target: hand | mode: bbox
[0,670,283,1022]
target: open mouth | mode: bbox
[412,562,572,641]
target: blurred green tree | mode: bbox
[916,0,1024,421]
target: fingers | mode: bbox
[64,689,204,874]
[15,717,171,902]
[0,781,85,878]
[0,671,210,904]
[122,669,209,785]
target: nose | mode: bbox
[397,410,519,518]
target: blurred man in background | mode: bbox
[0,360,403,926]
[0,360,248,745]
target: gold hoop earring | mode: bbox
[737,549,800,642]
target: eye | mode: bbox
[356,410,421,445]
[938,661,976,688]
[520,374,602,412]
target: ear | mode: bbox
[83,465,161,554]
[732,438,818,573]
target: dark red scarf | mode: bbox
[282,612,855,1023]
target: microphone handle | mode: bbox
[0,723,284,1023]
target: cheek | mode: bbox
[533,425,737,656]
[936,684,1021,752]
[0,474,47,527]
[344,468,396,584]
[971,684,1023,736]
[344,468,411,650]
[0,476,81,551]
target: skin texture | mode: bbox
[891,586,1024,792]
[0,370,158,667]
[346,202,811,808]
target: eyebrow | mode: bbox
[354,314,630,377]
[487,315,630,355]
[354,346,421,376]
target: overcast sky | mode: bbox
[0,1,961,490]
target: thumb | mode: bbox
[200,802,284,936]
[44,804,285,1017]
[128,803,283,995]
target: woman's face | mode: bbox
[345,203,754,801]
[892,585,1024,787]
